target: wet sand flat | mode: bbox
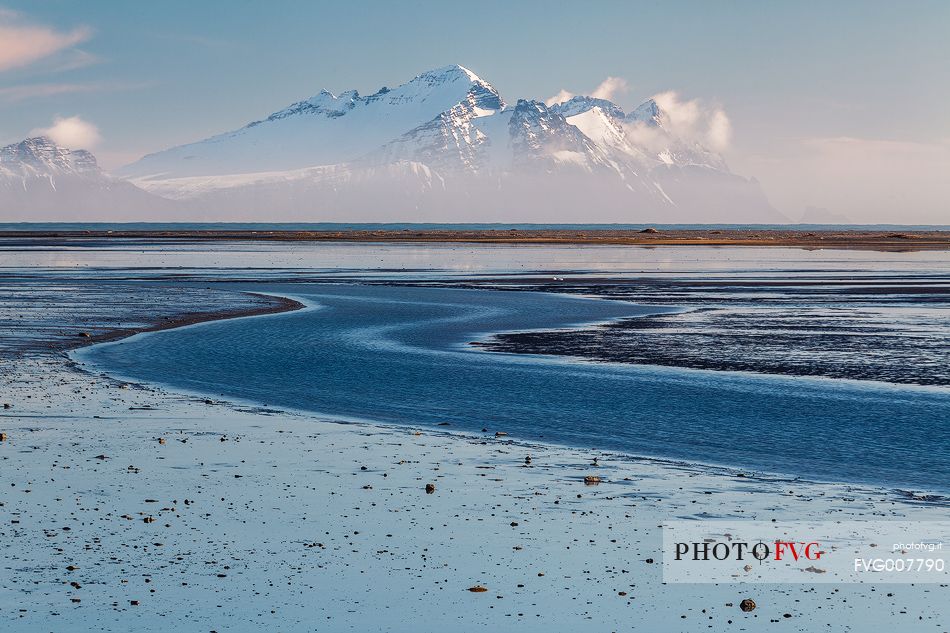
[449,275,950,386]
[2,354,948,632]
[0,283,299,358]
[1,247,947,631]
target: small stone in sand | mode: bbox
[425,483,436,494]
[739,598,756,612]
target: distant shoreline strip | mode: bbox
[1,228,949,251]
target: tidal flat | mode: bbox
[1,238,948,631]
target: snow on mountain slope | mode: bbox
[552,96,626,122]
[626,98,664,126]
[0,137,174,220]
[623,97,727,170]
[507,100,607,170]
[122,65,503,179]
[564,107,646,163]
[110,64,781,222]
[1,137,100,178]
[368,92,496,172]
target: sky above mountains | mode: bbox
[1,0,948,223]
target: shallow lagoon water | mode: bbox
[78,283,950,493]
[4,239,950,280]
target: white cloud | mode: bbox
[706,109,732,151]
[30,116,101,149]
[626,91,732,151]
[0,10,92,72]
[590,76,629,102]
[545,76,630,106]
[652,92,700,131]
[624,120,665,152]
[544,89,574,106]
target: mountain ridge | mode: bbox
[0,137,174,220]
[3,65,782,222]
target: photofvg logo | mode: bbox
[663,520,948,584]
[674,539,823,564]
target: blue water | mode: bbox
[78,284,950,492]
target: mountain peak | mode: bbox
[512,98,547,113]
[415,64,481,82]
[265,88,360,122]
[627,99,663,127]
[262,65,502,126]
[124,64,506,178]
[508,99,594,154]
[1,136,99,174]
[551,96,625,121]
[0,136,177,218]
[307,88,337,104]
[402,64,503,111]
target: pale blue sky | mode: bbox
[2,0,948,221]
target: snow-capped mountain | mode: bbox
[0,137,173,219]
[1,137,100,178]
[115,64,779,221]
[123,65,505,179]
